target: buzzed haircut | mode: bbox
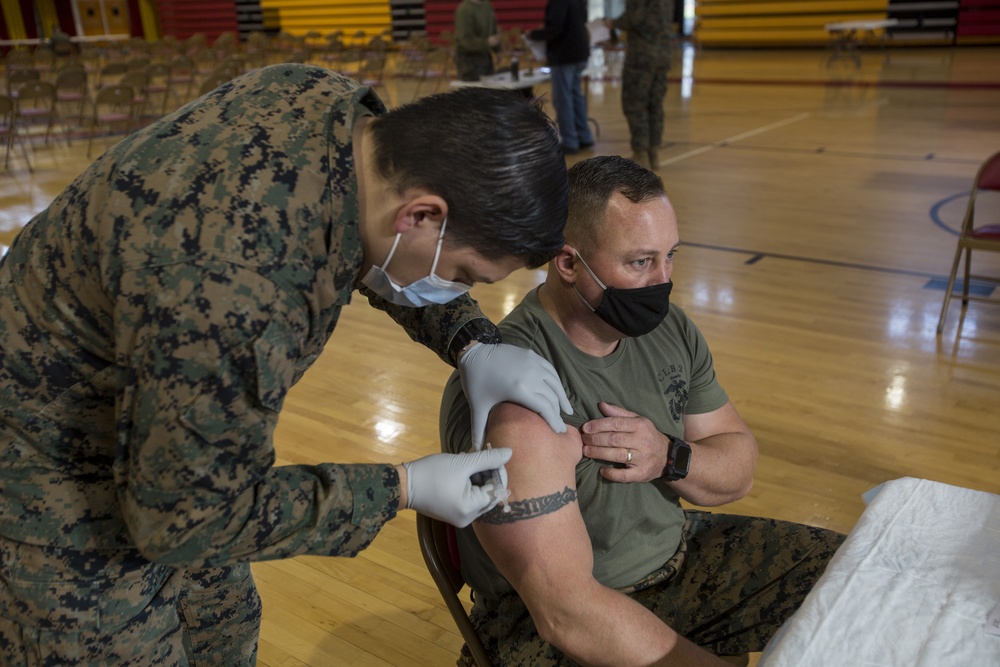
[566,155,666,253]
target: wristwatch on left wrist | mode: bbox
[449,318,502,365]
[663,435,692,481]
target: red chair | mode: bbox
[937,149,1000,333]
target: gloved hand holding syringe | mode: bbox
[485,443,511,513]
[469,442,511,514]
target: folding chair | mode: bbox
[118,71,150,121]
[86,84,137,158]
[416,514,493,667]
[96,61,129,89]
[14,81,57,146]
[168,55,196,106]
[937,149,1000,333]
[0,94,32,171]
[413,49,450,100]
[53,66,90,134]
[144,63,173,115]
[6,68,40,97]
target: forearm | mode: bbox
[530,582,729,666]
[671,430,756,506]
[124,462,402,566]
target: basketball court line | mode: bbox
[659,113,812,167]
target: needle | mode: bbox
[485,442,511,513]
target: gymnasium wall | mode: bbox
[1,0,995,47]
[695,0,1000,46]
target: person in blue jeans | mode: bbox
[529,0,594,154]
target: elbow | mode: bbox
[123,494,214,566]
[130,522,198,566]
[534,612,575,650]
[524,588,593,653]
[718,472,754,505]
[733,475,753,502]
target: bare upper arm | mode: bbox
[473,402,595,611]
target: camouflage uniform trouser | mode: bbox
[621,64,669,154]
[0,536,261,666]
[460,512,846,666]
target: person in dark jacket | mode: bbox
[529,0,595,154]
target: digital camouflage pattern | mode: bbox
[613,0,673,153]
[0,64,488,664]
[458,513,845,666]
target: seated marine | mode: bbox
[439,155,845,666]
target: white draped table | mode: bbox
[761,477,1000,666]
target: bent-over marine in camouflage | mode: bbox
[0,64,488,665]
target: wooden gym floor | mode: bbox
[1,44,998,665]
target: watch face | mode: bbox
[672,443,691,473]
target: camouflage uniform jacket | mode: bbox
[0,65,486,568]
[612,0,673,70]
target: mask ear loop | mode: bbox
[571,249,605,312]
[428,216,449,278]
[574,250,609,290]
[378,233,404,272]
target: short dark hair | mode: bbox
[566,155,666,253]
[368,88,568,268]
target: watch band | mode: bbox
[449,318,502,365]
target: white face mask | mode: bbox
[360,218,473,308]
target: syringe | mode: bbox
[485,443,511,513]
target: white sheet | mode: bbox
[760,477,1000,666]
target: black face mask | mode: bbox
[575,252,672,337]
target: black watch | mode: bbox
[663,435,692,481]
[449,319,502,364]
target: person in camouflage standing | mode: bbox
[608,0,674,169]
[0,64,574,665]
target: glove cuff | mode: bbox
[402,460,414,509]
[449,318,502,365]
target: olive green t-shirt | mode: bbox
[440,287,728,604]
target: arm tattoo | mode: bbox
[477,487,577,525]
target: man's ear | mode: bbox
[393,192,448,234]
[551,244,579,285]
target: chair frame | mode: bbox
[416,514,493,667]
[937,149,1000,333]
[14,80,58,146]
[86,83,138,159]
[0,94,33,172]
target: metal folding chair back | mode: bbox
[6,68,40,96]
[14,80,57,145]
[86,84,137,159]
[0,94,32,171]
[937,149,1000,333]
